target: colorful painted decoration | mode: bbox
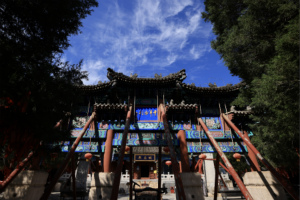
[201,117,222,130]
[72,116,89,128]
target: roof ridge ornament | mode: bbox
[130,73,138,78]
[154,73,162,79]
[208,82,217,88]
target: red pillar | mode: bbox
[179,161,182,173]
[198,159,204,174]
[198,117,254,200]
[161,105,186,200]
[110,107,132,200]
[177,130,190,172]
[213,154,220,200]
[244,131,261,171]
[0,151,35,193]
[104,129,114,172]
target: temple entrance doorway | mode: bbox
[141,164,149,178]
[134,162,156,179]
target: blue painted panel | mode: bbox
[70,129,245,140]
[111,138,179,146]
[185,130,244,139]
[61,141,99,152]
[135,107,158,121]
[170,123,197,130]
[188,143,247,153]
[98,130,107,138]
[97,122,200,131]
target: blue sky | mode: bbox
[62,0,241,87]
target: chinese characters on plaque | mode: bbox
[134,154,155,162]
[135,107,158,121]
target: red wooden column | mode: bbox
[110,106,132,200]
[219,162,230,174]
[177,130,190,172]
[213,154,220,200]
[0,150,35,193]
[179,161,182,173]
[161,105,186,200]
[198,117,254,200]
[1,117,64,192]
[222,114,298,200]
[198,159,204,174]
[244,131,261,171]
[103,129,114,172]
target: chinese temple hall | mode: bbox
[36,68,296,200]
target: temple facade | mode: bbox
[62,68,257,198]
[2,68,294,200]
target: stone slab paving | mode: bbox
[0,190,244,200]
[47,192,245,200]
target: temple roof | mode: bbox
[181,82,245,94]
[77,68,244,94]
[76,81,112,93]
[93,103,128,112]
[107,68,187,86]
[166,103,198,113]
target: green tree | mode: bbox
[0,0,98,173]
[202,0,299,171]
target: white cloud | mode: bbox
[189,43,212,60]
[81,59,108,84]
[64,0,215,84]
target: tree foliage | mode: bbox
[202,0,299,170]
[0,0,98,172]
